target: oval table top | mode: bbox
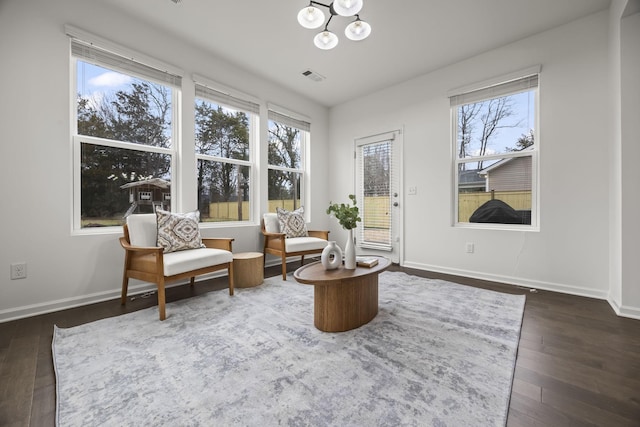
[293,256,390,285]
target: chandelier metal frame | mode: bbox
[297,1,371,50]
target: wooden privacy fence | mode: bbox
[207,192,531,224]
[206,197,392,228]
[361,196,391,229]
[206,200,301,221]
[458,191,531,222]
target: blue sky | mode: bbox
[466,90,535,156]
[77,61,132,108]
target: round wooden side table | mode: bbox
[233,252,264,288]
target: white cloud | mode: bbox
[89,72,132,88]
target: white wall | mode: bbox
[0,0,330,321]
[330,12,616,301]
[620,10,640,316]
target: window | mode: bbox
[195,83,259,222]
[450,71,539,228]
[267,108,310,213]
[71,35,181,230]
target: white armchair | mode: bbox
[261,212,329,280]
[120,213,234,320]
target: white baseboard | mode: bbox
[607,296,640,320]
[5,260,638,322]
[403,261,640,320]
[402,260,609,299]
[1,257,311,323]
[0,272,228,323]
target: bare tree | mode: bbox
[476,97,520,169]
[458,103,482,170]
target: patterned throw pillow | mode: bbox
[276,207,308,238]
[156,209,205,253]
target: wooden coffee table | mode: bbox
[293,256,390,332]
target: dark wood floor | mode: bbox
[1,261,639,427]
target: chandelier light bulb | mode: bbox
[332,0,363,16]
[297,6,325,29]
[314,30,339,50]
[298,1,370,49]
[345,19,371,41]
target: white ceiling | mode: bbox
[107,0,611,107]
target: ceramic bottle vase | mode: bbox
[344,228,356,269]
[321,241,343,270]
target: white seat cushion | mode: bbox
[163,248,233,277]
[284,237,328,253]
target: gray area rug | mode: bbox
[53,271,525,426]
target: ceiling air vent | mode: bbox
[301,69,325,82]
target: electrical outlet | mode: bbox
[10,262,27,279]
[408,186,417,195]
[465,243,474,253]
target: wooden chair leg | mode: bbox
[121,275,129,306]
[228,263,234,296]
[263,253,267,274]
[301,255,305,266]
[281,254,287,280]
[189,277,195,286]
[157,280,167,321]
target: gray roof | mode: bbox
[119,178,171,190]
[458,170,485,186]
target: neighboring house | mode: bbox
[458,169,485,192]
[479,156,532,192]
[120,178,171,216]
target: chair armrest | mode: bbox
[202,237,234,251]
[262,230,285,251]
[262,231,286,245]
[308,230,329,240]
[262,230,286,238]
[119,237,164,255]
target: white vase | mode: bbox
[321,241,343,270]
[344,228,356,269]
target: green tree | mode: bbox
[268,122,300,203]
[506,129,535,152]
[77,81,172,219]
[195,102,250,216]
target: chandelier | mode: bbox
[297,0,371,50]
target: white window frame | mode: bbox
[194,78,259,224]
[68,26,182,233]
[449,67,540,231]
[267,105,310,217]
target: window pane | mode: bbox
[456,91,535,159]
[268,169,301,212]
[458,156,532,224]
[360,141,392,247]
[77,61,172,148]
[268,120,301,169]
[80,143,171,227]
[198,160,250,222]
[195,99,250,161]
